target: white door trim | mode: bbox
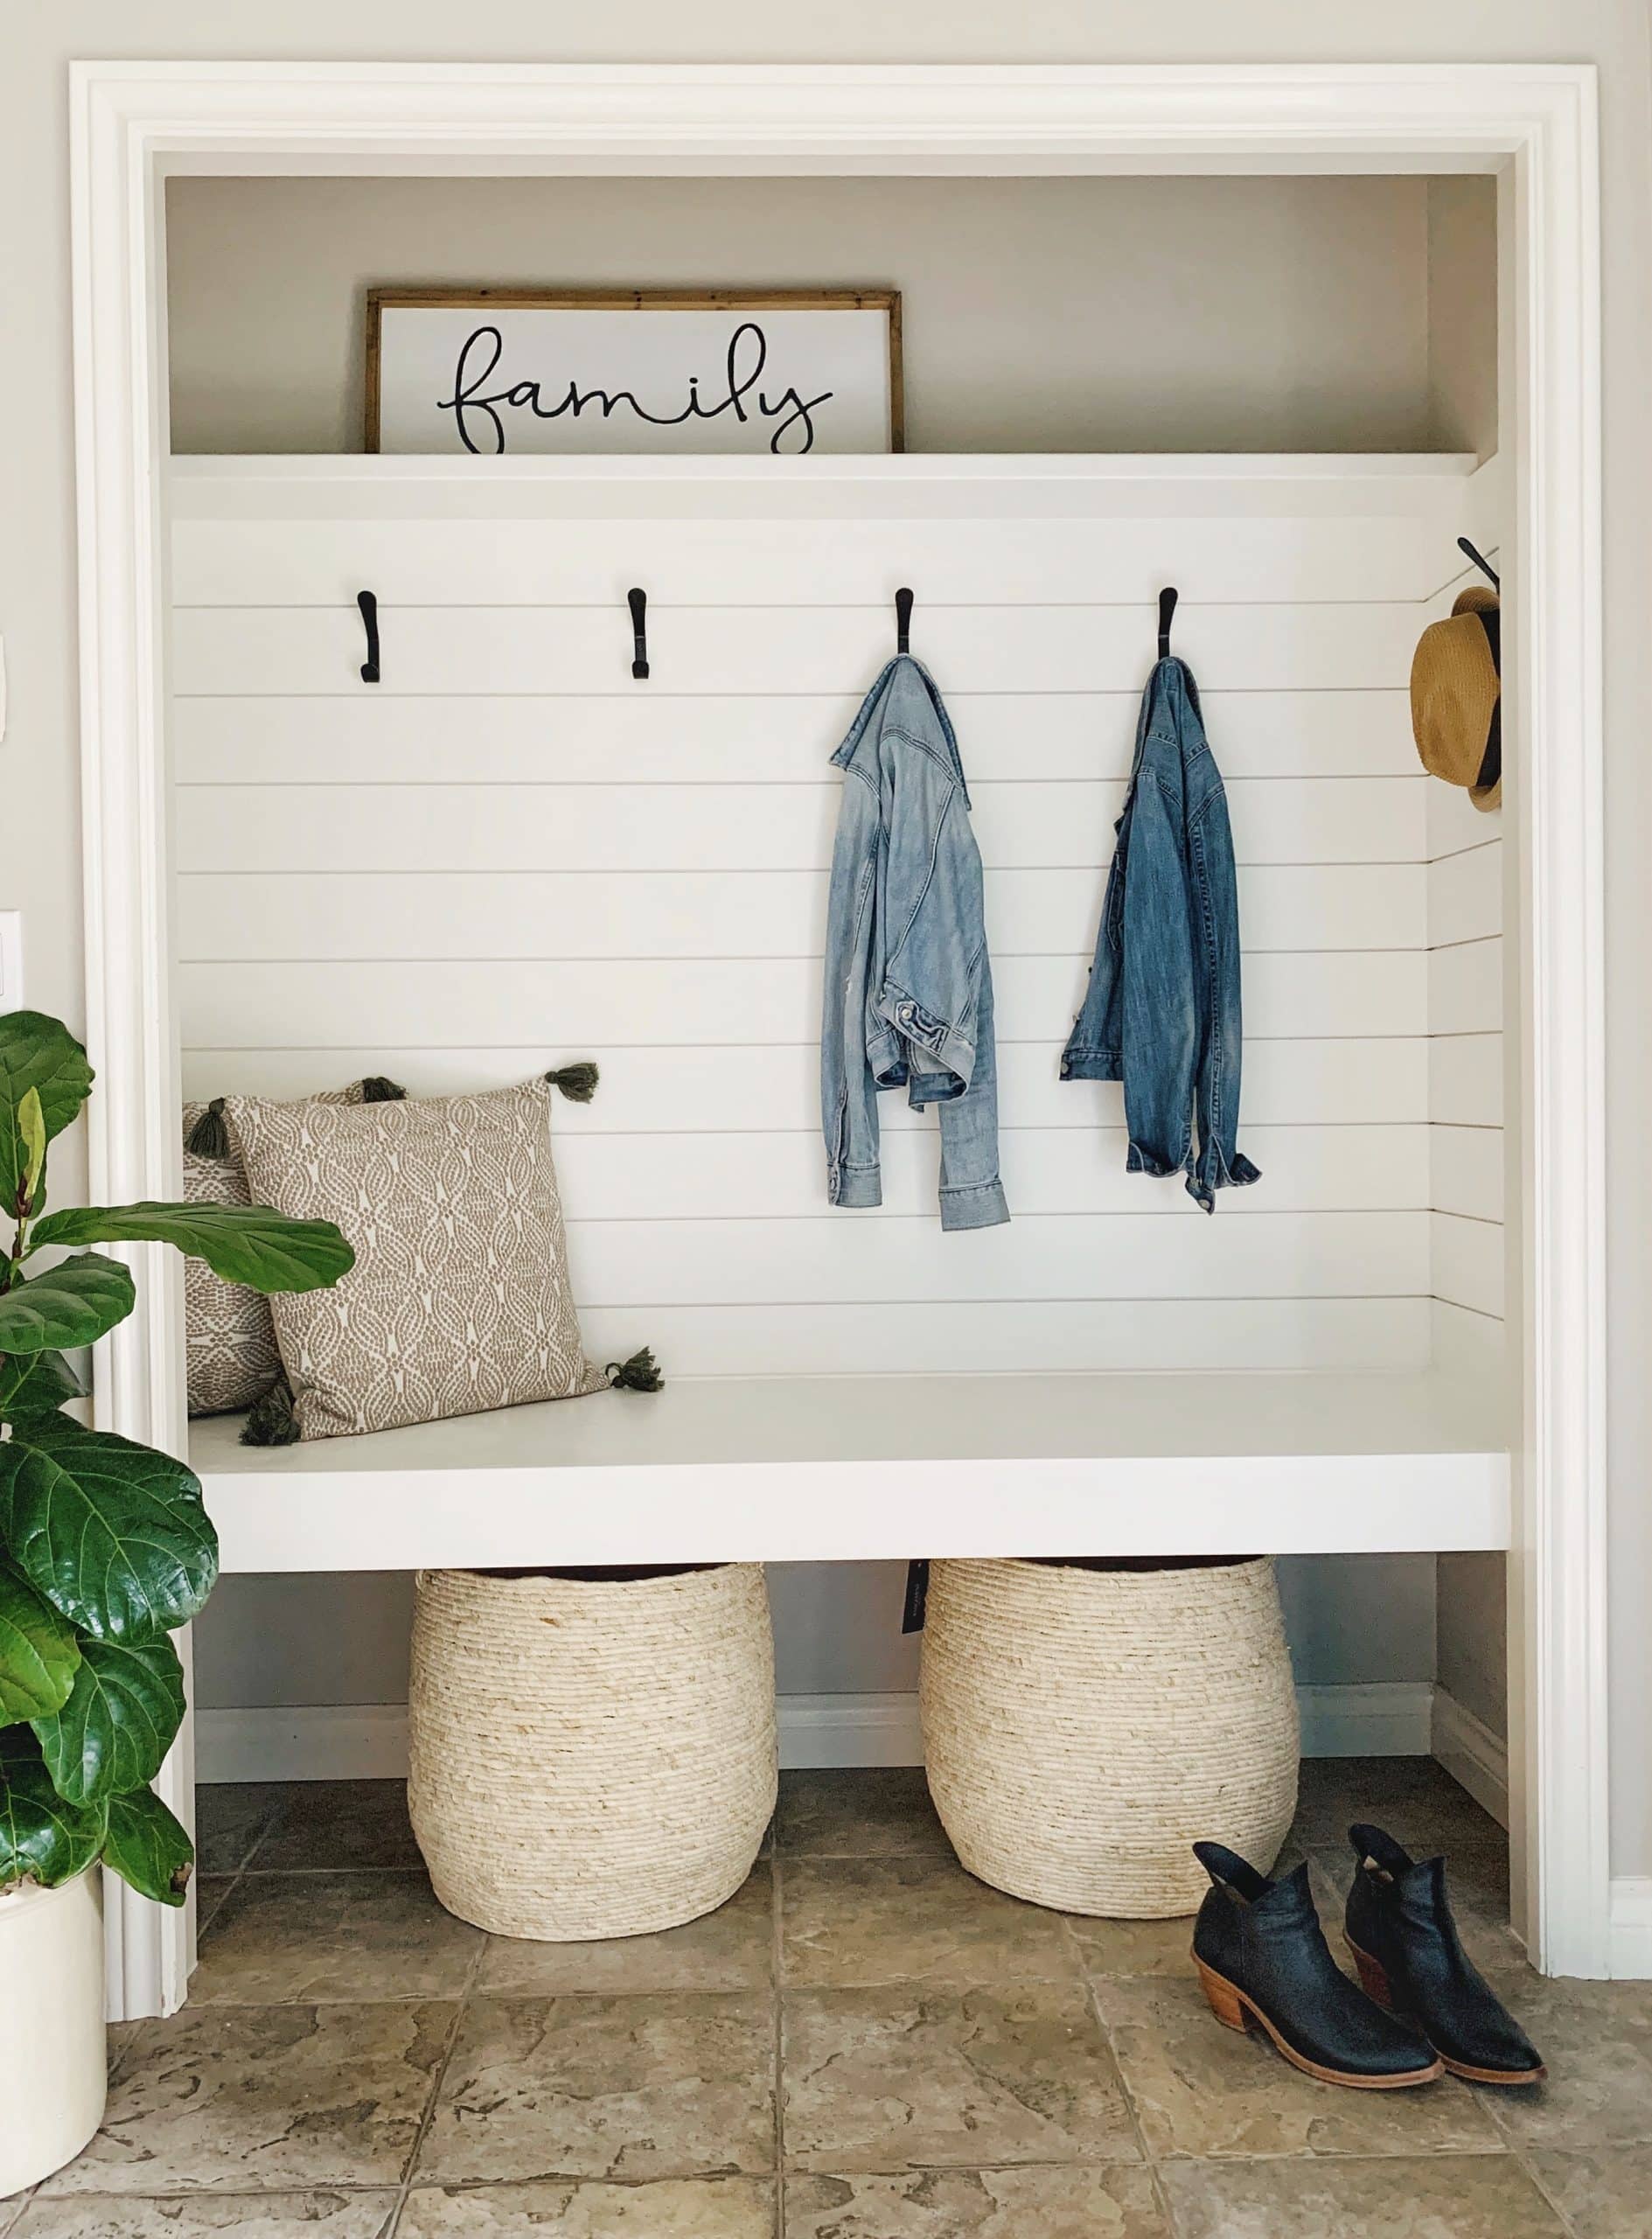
[67,59,1605,2009]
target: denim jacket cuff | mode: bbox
[906,1067,966,1110]
[878,987,977,1091]
[828,1161,882,1210]
[1060,1044,1123,1082]
[938,1176,1010,1231]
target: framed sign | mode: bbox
[365,288,903,457]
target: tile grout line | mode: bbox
[771,1848,787,2239]
[382,1918,488,2238]
[1481,2103,1584,2239]
[1058,1915,1181,2234]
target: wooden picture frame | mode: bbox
[364,286,904,456]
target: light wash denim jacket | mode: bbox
[1061,654,1259,1211]
[821,655,1009,1231]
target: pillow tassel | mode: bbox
[607,1347,663,1394]
[240,1374,300,1447]
[359,1076,408,1104]
[546,1063,599,1104]
[185,1098,232,1160]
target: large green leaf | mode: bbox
[0,1418,217,1644]
[0,1348,86,1423]
[31,1203,355,1295]
[0,1566,80,1723]
[0,1733,106,1893]
[0,1014,94,1210]
[32,1634,184,1805]
[102,1784,192,1906]
[0,1253,135,1355]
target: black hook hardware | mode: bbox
[1457,536,1501,591]
[1157,586,1178,659]
[628,587,649,680]
[896,586,914,655]
[357,589,380,684]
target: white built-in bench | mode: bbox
[192,1371,1508,1571]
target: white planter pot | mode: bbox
[0,1869,106,2198]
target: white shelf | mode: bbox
[166,450,1488,525]
[192,1370,1509,1573]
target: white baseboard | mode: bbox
[1294,1681,1434,1759]
[1431,1684,1510,1830]
[196,1680,1437,1785]
[198,1703,410,1783]
[1610,1879,1652,1979]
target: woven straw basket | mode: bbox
[409,1564,777,1940]
[920,1557,1299,1918]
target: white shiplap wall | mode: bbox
[170,455,1502,1747]
[169,457,1494,1387]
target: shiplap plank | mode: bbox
[1431,1034,1502,1129]
[171,513,1439,608]
[179,1036,1431,1132]
[576,1299,1432,1378]
[1431,1210,1504,1320]
[1428,936,1503,1036]
[560,1212,1427,1307]
[178,863,1426,963]
[1428,839,1502,948]
[172,690,1418,786]
[175,777,1425,875]
[1430,1299,1507,1386]
[1431,1122,1505,1225]
[178,951,1425,1051]
[554,1126,1428,1222]
[1428,785,1504,864]
[171,601,1419,698]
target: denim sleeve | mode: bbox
[1185,781,1261,1210]
[870,747,988,1093]
[821,768,884,1209]
[1118,770,1199,1182]
[931,947,1010,1230]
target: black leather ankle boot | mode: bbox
[1343,1824,1544,2086]
[1191,1841,1441,2089]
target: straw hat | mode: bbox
[1411,585,1502,813]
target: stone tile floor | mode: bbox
[6,1760,1651,2236]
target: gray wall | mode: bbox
[4,4,1645,1873]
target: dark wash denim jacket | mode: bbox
[1061,655,1260,1211]
[821,655,1009,1231]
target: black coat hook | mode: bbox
[896,586,914,655]
[1457,536,1501,591]
[357,589,380,684]
[628,587,649,680]
[1157,586,1178,659]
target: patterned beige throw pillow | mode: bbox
[225,1077,610,1441]
[183,1101,284,1417]
[183,1079,402,1417]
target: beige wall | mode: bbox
[166,171,1439,454]
[5,2,1649,1873]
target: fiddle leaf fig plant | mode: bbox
[0,1011,353,1903]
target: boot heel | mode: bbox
[1195,1961,1249,2032]
[1349,1942,1393,2007]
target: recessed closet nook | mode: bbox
[164,172,1513,1901]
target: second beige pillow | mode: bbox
[226,1077,608,1441]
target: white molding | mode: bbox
[777,1692,925,1769]
[196,1693,928,1782]
[68,59,1605,2005]
[1295,1683,1434,1759]
[198,1681,1434,1785]
[1432,1686,1511,1830]
[1609,1879,1652,1980]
